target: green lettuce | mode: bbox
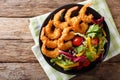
[73,45,86,54]
[50,54,73,66]
[86,24,102,38]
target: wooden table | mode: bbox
[0,0,120,80]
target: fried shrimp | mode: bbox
[65,6,79,26]
[78,3,93,23]
[58,27,73,50]
[53,9,68,29]
[80,22,89,33]
[61,27,75,41]
[40,3,94,58]
[41,28,58,48]
[71,3,92,33]
[45,20,61,39]
[58,39,72,50]
[72,21,89,34]
[41,41,59,58]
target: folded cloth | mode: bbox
[29,0,120,80]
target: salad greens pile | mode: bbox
[50,17,107,70]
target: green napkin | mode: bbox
[29,0,120,80]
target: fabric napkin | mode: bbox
[29,0,120,80]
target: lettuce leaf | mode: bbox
[86,24,102,38]
[73,45,86,54]
[101,36,107,48]
[87,24,100,33]
[86,50,94,62]
[97,36,107,54]
[51,54,74,66]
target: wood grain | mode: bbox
[0,17,119,62]
[106,0,120,33]
[0,18,32,40]
[0,0,119,80]
[0,18,38,62]
[0,62,119,80]
[70,62,120,80]
[0,63,48,80]
[0,0,83,17]
[0,40,37,62]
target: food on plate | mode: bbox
[72,36,84,47]
[60,27,75,41]
[41,28,58,48]
[41,40,59,58]
[44,20,62,39]
[65,6,79,26]
[40,3,108,70]
[53,9,68,29]
[78,2,93,23]
[58,27,75,50]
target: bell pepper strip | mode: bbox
[55,61,79,69]
[97,37,103,54]
[102,28,106,37]
[93,54,99,60]
[76,50,85,57]
[86,51,98,62]
[99,37,102,44]
[87,37,93,52]
[98,37,102,51]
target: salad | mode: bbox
[50,17,107,70]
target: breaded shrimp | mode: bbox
[45,20,62,39]
[53,9,68,29]
[78,2,93,23]
[72,22,89,34]
[61,27,75,41]
[41,41,59,58]
[58,27,74,50]
[80,22,89,34]
[65,6,79,26]
[40,28,58,48]
[58,39,72,50]
[71,3,92,33]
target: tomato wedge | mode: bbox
[83,59,90,67]
[91,37,99,46]
[72,36,84,47]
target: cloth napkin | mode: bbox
[29,0,120,80]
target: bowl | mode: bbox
[39,4,110,74]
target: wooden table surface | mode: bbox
[0,0,120,80]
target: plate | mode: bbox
[39,4,110,74]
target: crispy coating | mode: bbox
[78,2,93,23]
[61,27,75,41]
[40,3,94,58]
[41,41,59,58]
[72,21,89,34]
[65,6,79,26]
[45,20,61,39]
[53,9,69,29]
[58,27,74,50]
[58,39,72,50]
[41,28,58,48]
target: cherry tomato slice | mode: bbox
[83,59,90,67]
[72,36,84,47]
[91,37,99,46]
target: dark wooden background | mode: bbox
[0,0,120,80]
